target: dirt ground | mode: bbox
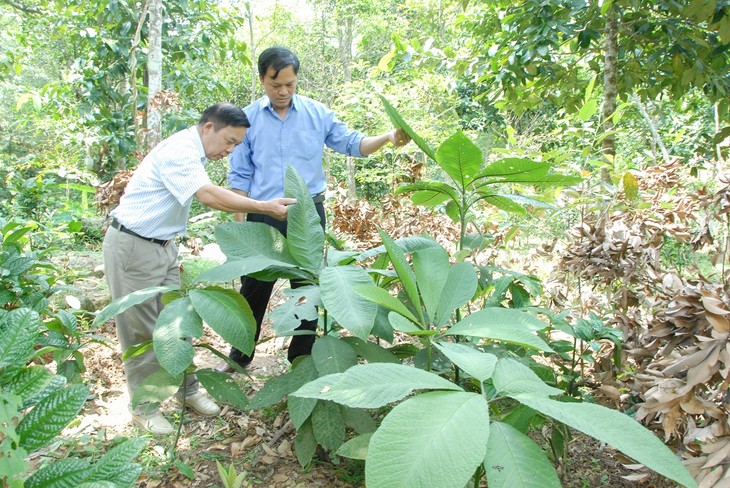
[46,251,679,488]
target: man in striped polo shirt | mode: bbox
[103,103,295,435]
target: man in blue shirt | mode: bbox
[222,46,410,371]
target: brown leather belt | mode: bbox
[110,218,172,247]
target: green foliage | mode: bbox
[216,460,246,488]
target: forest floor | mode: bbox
[45,250,679,488]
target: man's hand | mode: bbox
[264,197,297,220]
[390,128,411,147]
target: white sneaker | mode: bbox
[180,392,221,416]
[131,409,174,435]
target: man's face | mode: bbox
[200,123,246,160]
[260,65,297,111]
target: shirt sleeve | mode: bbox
[323,110,365,158]
[158,153,211,206]
[227,136,254,193]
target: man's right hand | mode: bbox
[265,198,297,220]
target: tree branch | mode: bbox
[0,0,43,14]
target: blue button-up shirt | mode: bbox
[228,94,365,200]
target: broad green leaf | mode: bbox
[366,391,490,488]
[85,438,146,485]
[25,458,91,488]
[194,257,300,284]
[249,356,318,409]
[0,308,40,368]
[4,366,52,399]
[189,287,256,356]
[474,158,550,181]
[478,194,528,214]
[320,266,377,340]
[436,131,483,188]
[379,95,437,161]
[395,181,460,205]
[493,358,562,398]
[412,247,449,324]
[485,421,561,488]
[132,367,181,407]
[17,385,88,452]
[196,368,248,411]
[153,297,201,376]
[434,342,497,382]
[0,394,27,481]
[448,308,554,352]
[353,284,420,325]
[214,221,293,262]
[285,166,324,273]
[312,335,358,376]
[340,405,377,433]
[357,235,442,261]
[337,432,372,460]
[378,229,424,324]
[389,311,422,333]
[410,189,452,207]
[340,337,400,364]
[435,262,478,326]
[270,286,320,335]
[311,400,345,451]
[295,419,317,467]
[288,395,317,429]
[291,363,461,408]
[578,99,598,121]
[92,285,178,328]
[516,397,698,488]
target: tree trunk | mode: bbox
[128,0,149,168]
[600,6,618,182]
[246,1,257,104]
[337,16,355,199]
[146,0,163,151]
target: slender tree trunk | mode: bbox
[600,7,618,182]
[146,0,163,151]
[247,1,257,103]
[129,0,149,167]
[337,16,356,200]
[631,93,670,165]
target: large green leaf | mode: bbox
[84,438,146,486]
[311,400,345,451]
[0,308,40,368]
[249,356,318,409]
[153,297,201,376]
[357,235,442,261]
[92,285,178,328]
[492,358,562,398]
[366,391,490,488]
[311,335,357,376]
[337,432,372,460]
[436,131,483,189]
[17,384,88,452]
[434,342,497,382]
[410,189,452,207]
[288,395,317,429]
[485,421,561,488]
[378,230,424,324]
[196,368,248,411]
[284,166,324,273]
[352,284,420,325]
[341,337,400,364]
[412,247,449,325]
[379,95,437,161]
[395,181,461,205]
[478,194,528,214]
[435,262,478,327]
[132,367,181,407]
[4,366,53,399]
[320,266,377,340]
[270,286,320,335]
[448,308,554,352]
[24,458,91,488]
[213,221,293,262]
[474,158,551,181]
[189,287,256,356]
[291,363,461,408]
[516,396,698,488]
[194,257,301,284]
[295,419,317,467]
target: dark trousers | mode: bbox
[229,201,326,366]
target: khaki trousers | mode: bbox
[102,226,197,408]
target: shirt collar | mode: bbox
[189,126,206,164]
[261,94,300,112]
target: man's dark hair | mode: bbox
[198,103,250,130]
[258,47,300,79]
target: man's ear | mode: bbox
[203,121,216,134]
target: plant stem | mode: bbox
[170,372,188,460]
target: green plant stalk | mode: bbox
[472,464,485,488]
[169,371,188,462]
